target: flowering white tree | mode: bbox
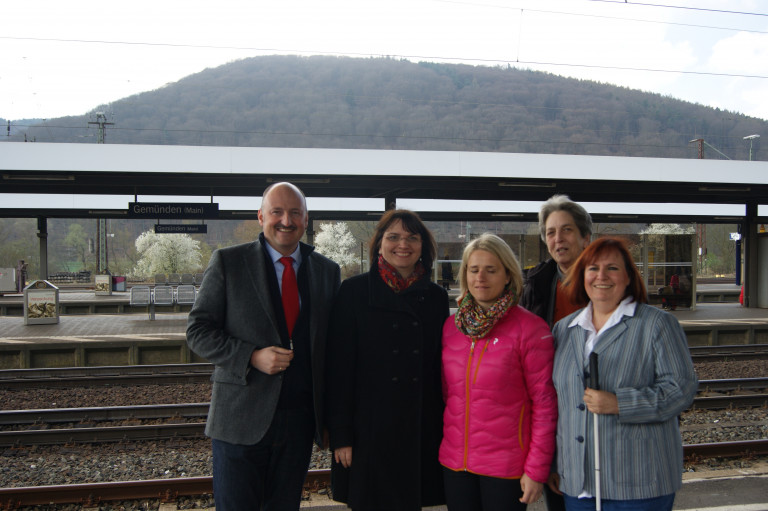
[314,222,357,268]
[132,230,202,277]
[640,223,695,235]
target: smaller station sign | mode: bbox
[154,225,208,234]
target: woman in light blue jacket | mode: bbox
[550,237,697,511]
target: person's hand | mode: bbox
[250,346,294,375]
[519,473,543,504]
[547,472,562,495]
[583,388,619,415]
[334,446,352,468]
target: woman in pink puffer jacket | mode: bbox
[440,233,558,511]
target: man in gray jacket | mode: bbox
[187,182,340,510]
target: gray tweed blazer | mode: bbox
[186,239,340,446]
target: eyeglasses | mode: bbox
[384,233,422,244]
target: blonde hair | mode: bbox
[458,233,523,303]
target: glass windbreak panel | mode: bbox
[427,220,540,287]
[640,229,695,310]
[315,219,544,282]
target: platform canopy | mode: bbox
[1,142,767,222]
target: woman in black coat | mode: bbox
[326,209,449,511]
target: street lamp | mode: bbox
[743,134,760,161]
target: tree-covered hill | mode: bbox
[6,55,765,160]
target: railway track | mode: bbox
[0,377,763,428]
[0,345,764,389]
[0,402,209,425]
[1,441,766,508]
[0,469,332,507]
[689,344,768,362]
[1,379,766,446]
[695,377,768,409]
[0,363,214,389]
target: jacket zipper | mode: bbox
[463,338,491,469]
[462,338,475,469]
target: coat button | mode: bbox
[578,404,585,411]
[392,377,399,382]
[412,321,419,327]
[413,349,420,355]
[393,349,399,355]
[392,323,399,329]
[576,436,584,443]
[418,296,425,302]
[413,377,419,382]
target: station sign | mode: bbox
[128,202,219,219]
[155,224,208,234]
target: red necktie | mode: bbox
[280,256,299,336]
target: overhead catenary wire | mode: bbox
[3,35,767,82]
[4,1,766,131]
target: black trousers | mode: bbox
[443,467,527,511]
[544,484,567,511]
[211,407,314,511]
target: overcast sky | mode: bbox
[2,0,767,122]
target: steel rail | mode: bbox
[689,344,768,362]
[0,422,206,446]
[0,363,213,379]
[0,371,213,389]
[684,439,768,459]
[0,363,213,390]
[0,403,209,426]
[697,377,768,393]
[0,469,332,507]
[690,393,768,410]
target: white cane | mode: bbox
[589,352,601,511]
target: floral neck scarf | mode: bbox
[377,254,426,293]
[455,287,518,340]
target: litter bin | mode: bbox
[112,276,126,292]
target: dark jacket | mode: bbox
[326,266,449,511]
[521,259,558,326]
[186,238,341,446]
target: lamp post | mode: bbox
[743,134,760,161]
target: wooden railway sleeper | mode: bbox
[81,493,100,508]
[1,498,21,511]
[159,488,179,503]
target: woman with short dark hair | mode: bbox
[326,209,448,511]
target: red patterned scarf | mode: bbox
[377,254,426,293]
